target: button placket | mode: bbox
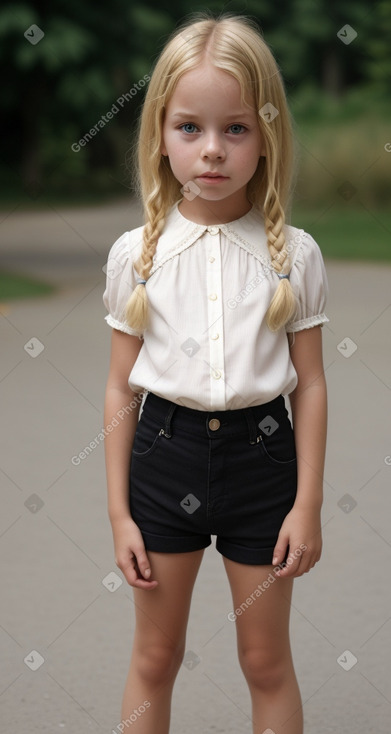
[205,229,225,409]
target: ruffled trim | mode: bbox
[104,314,143,337]
[285,313,329,333]
[150,224,205,275]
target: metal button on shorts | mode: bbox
[208,418,221,430]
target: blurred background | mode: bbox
[1,0,391,269]
[1,3,391,733]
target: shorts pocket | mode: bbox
[257,414,297,465]
[131,417,164,459]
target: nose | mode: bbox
[201,130,226,160]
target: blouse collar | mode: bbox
[174,199,258,229]
[148,199,272,276]
[167,199,267,247]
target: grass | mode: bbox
[291,207,391,261]
[0,272,56,301]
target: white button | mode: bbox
[209,293,217,301]
[207,226,219,235]
[211,333,219,340]
[208,256,215,263]
[212,369,222,379]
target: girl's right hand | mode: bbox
[110,515,159,589]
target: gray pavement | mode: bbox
[0,199,390,733]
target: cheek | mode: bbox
[164,145,191,183]
[233,153,258,178]
[165,134,188,161]
[169,143,193,169]
[239,145,262,174]
[162,125,180,150]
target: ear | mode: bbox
[161,142,167,156]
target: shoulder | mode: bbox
[103,225,146,337]
[283,223,329,333]
[284,224,325,269]
[106,225,145,266]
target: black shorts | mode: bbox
[129,392,297,565]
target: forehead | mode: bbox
[166,64,248,110]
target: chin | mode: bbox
[199,191,228,201]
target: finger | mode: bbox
[293,554,316,577]
[299,545,321,574]
[275,552,301,577]
[131,553,160,588]
[134,548,153,580]
[272,532,289,566]
[118,553,158,589]
[123,559,159,589]
[132,576,159,589]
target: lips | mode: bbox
[197,172,229,184]
[199,172,227,178]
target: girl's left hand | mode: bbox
[272,505,322,577]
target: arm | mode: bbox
[272,326,327,577]
[104,328,144,520]
[104,328,158,588]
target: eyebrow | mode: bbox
[171,111,254,120]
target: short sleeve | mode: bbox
[285,230,329,333]
[102,230,144,337]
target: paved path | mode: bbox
[0,200,390,733]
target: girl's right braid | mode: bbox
[124,196,166,333]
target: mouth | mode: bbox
[197,173,229,182]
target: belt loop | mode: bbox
[161,402,177,438]
[243,407,258,444]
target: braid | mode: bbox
[265,210,288,274]
[124,196,166,333]
[264,191,298,332]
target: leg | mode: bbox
[223,557,303,734]
[121,548,205,734]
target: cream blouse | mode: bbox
[103,200,329,410]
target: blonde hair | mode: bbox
[125,11,298,333]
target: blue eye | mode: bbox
[229,124,246,134]
[178,122,247,135]
[180,123,198,134]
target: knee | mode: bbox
[239,647,287,691]
[135,644,184,686]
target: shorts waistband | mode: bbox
[140,392,288,442]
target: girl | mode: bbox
[103,12,329,734]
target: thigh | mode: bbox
[132,549,205,651]
[223,557,293,655]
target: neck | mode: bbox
[178,194,253,225]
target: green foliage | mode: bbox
[362,0,391,92]
[1,0,389,207]
[0,271,55,299]
[291,207,391,261]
